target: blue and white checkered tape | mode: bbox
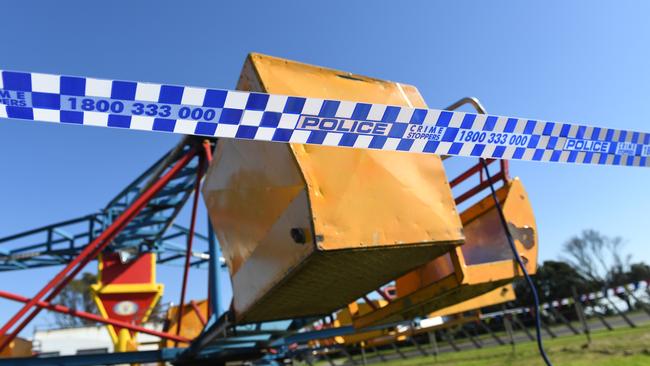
[1,70,649,167]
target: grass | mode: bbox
[365,325,650,366]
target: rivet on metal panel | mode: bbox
[290,228,307,245]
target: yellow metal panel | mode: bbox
[240,53,428,106]
[354,273,464,328]
[399,178,537,291]
[92,283,163,294]
[458,179,537,267]
[410,314,480,336]
[396,251,456,297]
[242,53,463,251]
[428,284,515,318]
[91,253,164,348]
[293,144,464,250]
[0,336,31,358]
[202,53,464,323]
[202,138,309,276]
[338,313,483,349]
[346,314,479,348]
[339,315,478,349]
[229,188,315,316]
[353,178,537,328]
[162,299,208,348]
[333,301,389,345]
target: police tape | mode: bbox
[0,70,649,167]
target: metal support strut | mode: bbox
[0,290,189,343]
[0,146,198,352]
[176,147,208,345]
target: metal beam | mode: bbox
[0,348,184,366]
[0,147,198,351]
[0,140,216,271]
[0,290,189,343]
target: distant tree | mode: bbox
[561,230,647,311]
[513,260,594,307]
[605,262,650,310]
[627,262,650,283]
[508,231,647,315]
[561,229,630,286]
[52,272,98,328]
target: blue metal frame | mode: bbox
[207,218,222,317]
[0,136,374,365]
[0,139,215,270]
[1,348,185,366]
[0,136,407,365]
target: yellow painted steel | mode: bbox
[310,286,512,348]
[333,301,389,345]
[315,312,483,349]
[353,178,537,328]
[327,291,508,347]
[355,314,479,348]
[407,314,480,338]
[91,253,163,351]
[313,285,512,349]
[0,336,31,358]
[428,284,515,318]
[116,328,134,353]
[202,53,464,323]
[307,300,400,348]
[161,299,208,348]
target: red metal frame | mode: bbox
[0,146,198,352]
[362,295,379,311]
[376,289,393,302]
[0,290,190,343]
[175,152,206,345]
[190,300,207,326]
[451,159,510,205]
[203,140,213,164]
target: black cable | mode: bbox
[479,159,553,366]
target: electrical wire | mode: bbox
[480,158,553,366]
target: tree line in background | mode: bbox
[513,229,650,308]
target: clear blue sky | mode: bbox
[1,1,649,333]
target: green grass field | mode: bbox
[372,325,650,366]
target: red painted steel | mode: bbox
[0,147,197,352]
[376,289,392,302]
[500,159,510,181]
[100,252,154,284]
[455,171,506,205]
[190,300,207,326]
[451,158,510,205]
[203,140,213,163]
[450,159,497,188]
[0,290,190,343]
[93,252,161,339]
[362,295,379,311]
[175,155,205,345]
